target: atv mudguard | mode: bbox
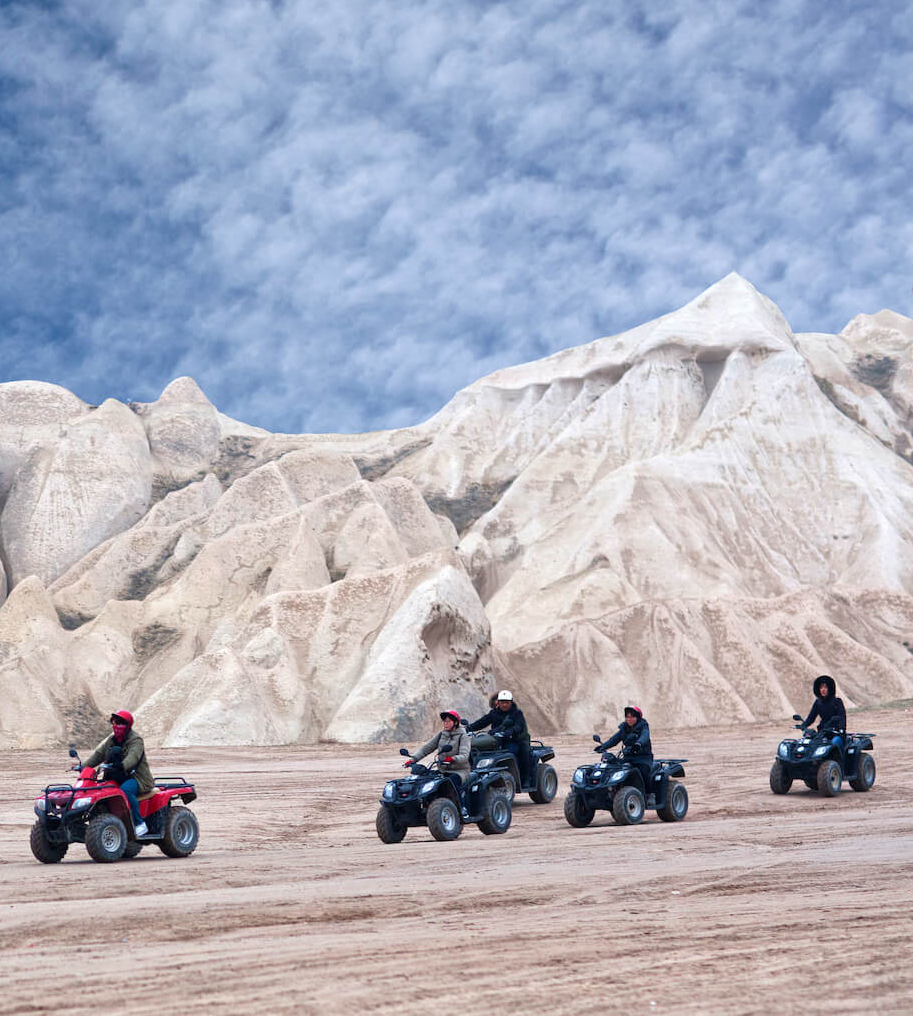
[532,744,555,763]
[469,769,513,794]
[620,767,648,796]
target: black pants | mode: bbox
[630,760,654,794]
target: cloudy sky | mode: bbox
[2,0,910,434]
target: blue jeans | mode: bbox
[120,778,142,825]
[503,742,532,783]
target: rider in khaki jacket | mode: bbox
[410,710,471,784]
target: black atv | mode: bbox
[376,748,513,843]
[563,735,689,827]
[467,726,558,805]
[770,715,876,797]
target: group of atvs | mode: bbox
[29,715,877,862]
[374,714,877,844]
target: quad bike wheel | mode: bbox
[477,791,511,835]
[159,806,200,858]
[529,764,558,804]
[816,760,842,797]
[612,785,646,825]
[769,759,793,795]
[122,840,144,859]
[563,789,595,828]
[85,813,128,863]
[499,773,517,803]
[426,797,463,841]
[376,806,407,844]
[657,781,689,822]
[30,821,68,863]
[849,752,876,792]
[803,778,818,790]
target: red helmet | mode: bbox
[624,705,643,720]
[439,710,461,724]
[110,710,134,727]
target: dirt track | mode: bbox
[1,706,912,1016]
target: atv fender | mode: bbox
[87,793,131,827]
[477,770,513,794]
[664,762,686,779]
[430,782,461,809]
[625,769,648,796]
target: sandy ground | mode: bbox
[1,705,911,1016]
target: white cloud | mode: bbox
[0,0,910,434]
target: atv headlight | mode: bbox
[573,768,586,785]
[71,796,91,810]
[35,798,46,812]
[778,742,790,759]
[420,780,437,795]
[477,758,492,767]
[813,746,830,758]
[608,771,625,783]
[383,782,396,800]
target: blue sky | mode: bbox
[2,0,910,434]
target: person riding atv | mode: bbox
[376,747,512,843]
[770,678,875,798]
[81,711,154,836]
[467,690,532,783]
[602,705,653,790]
[564,732,688,827]
[31,747,199,863]
[405,710,471,790]
[802,675,847,748]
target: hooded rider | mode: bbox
[468,690,533,783]
[802,675,847,749]
[406,710,471,790]
[604,706,654,793]
[81,711,155,837]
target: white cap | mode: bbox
[496,689,513,702]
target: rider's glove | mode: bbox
[402,758,414,767]
[627,743,641,754]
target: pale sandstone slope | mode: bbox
[1,274,912,746]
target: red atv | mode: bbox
[30,748,199,864]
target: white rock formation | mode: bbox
[1,274,912,747]
[2,399,153,589]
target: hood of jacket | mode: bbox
[813,675,836,699]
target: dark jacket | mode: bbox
[803,675,846,732]
[467,703,530,746]
[606,717,653,760]
[85,728,154,795]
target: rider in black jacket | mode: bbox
[605,706,653,792]
[802,675,847,748]
[468,690,532,782]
